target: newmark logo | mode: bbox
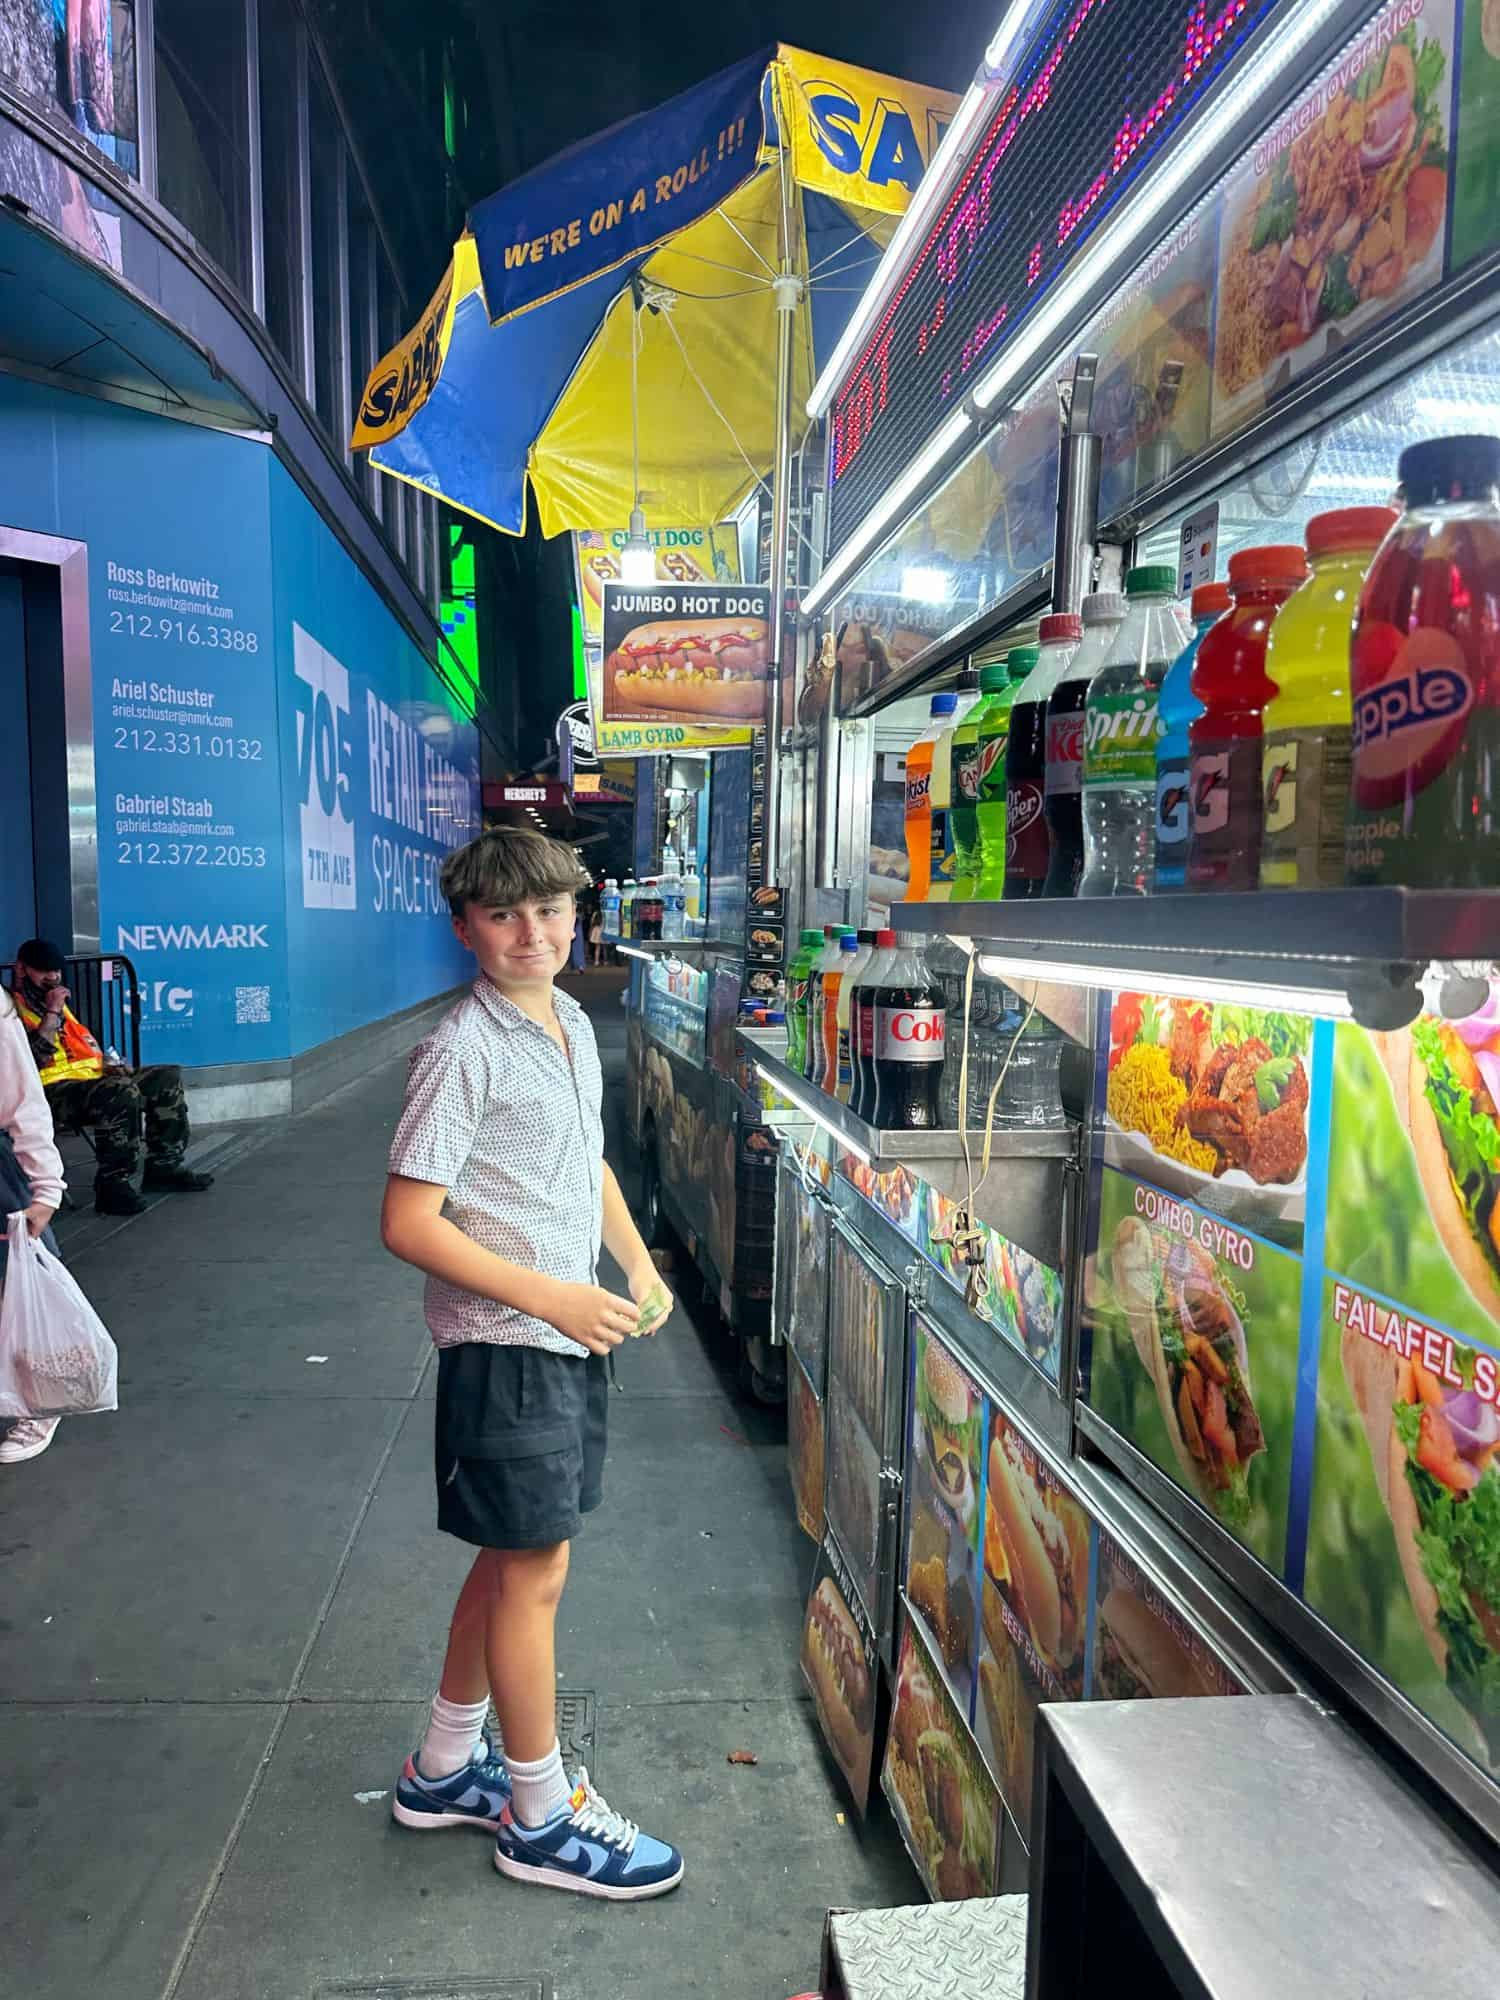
[117,924,269,951]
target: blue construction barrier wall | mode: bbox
[0,374,478,1069]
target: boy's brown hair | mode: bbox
[440,826,589,917]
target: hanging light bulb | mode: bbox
[620,504,655,585]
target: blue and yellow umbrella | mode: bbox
[352,46,957,539]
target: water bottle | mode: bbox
[995,1005,1066,1127]
[944,967,991,1129]
[927,935,970,1126]
[1079,566,1191,897]
[601,878,621,936]
[661,855,685,940]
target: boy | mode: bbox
[381,826,682,1900]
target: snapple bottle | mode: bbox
[1347,436,1500,887]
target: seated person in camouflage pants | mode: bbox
[12,939,214,1216]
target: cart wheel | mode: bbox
[736,1332,786,1407]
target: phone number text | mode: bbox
[113,728,263,760]
[115,842,268,869]
[109,612,260,652]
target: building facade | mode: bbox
[0,0,482,1118]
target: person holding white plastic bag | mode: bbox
[0,984,67,1464]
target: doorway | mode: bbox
[0,529,97,957]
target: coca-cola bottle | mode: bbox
[871,933,946,1129]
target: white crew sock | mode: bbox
[416,1692,491,1779]
[505,1741,572,1828]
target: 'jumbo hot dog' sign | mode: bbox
[600,580,771,731]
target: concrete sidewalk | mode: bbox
[0,978,915,2000]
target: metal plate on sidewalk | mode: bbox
[316,1982,550,1999]
[824,1897,1029,2000]
[484,1690,596,1775]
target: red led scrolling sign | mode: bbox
[828,0,1261,521]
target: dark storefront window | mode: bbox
[376,259,404,535]
[308,62,348,447]
[257,0,306,381]
[348,197,379,503]
[153,0,251,289]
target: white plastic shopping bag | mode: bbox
[0,1210,118,1418]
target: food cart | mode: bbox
[745,0,1500,1971]
[619,749,783,1399]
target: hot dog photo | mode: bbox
[884,1620,1000,1900]
[904,1322,983,1712]
[982,1406,1090,1692]
[801,1544,878,1811]
[1091,1532,1246,1701]
[600,582,770,726]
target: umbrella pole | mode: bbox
[763,278,795,889]
[763,71,800,891]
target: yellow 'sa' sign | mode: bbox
[777,49,959,218]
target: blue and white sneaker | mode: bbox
[493,1767,684,1900]
[392,1734,511,1832]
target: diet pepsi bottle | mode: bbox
[871,933,946,1130]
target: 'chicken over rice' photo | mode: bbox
[1105,994,1315,1220]
[1211,9,1452,430]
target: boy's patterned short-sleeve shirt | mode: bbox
[389,979,604,1356]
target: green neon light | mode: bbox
[571,601,588,702]
[440,518,479,720]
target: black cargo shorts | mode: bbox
[434,1340,609,1550]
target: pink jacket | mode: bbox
[1,997,65,1211]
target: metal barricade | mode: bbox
[1,953,142,1069]
[63,954,142,1070]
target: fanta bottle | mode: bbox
[903,693,957,902]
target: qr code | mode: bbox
[234,985,271,1025]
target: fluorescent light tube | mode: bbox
[976,953,1351,1019]
[754,1062,873,1165]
